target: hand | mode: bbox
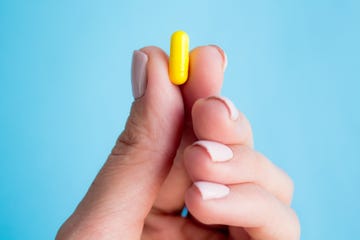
[56,46,300,240]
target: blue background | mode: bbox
[1,0,359,239]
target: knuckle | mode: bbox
[112,127,145,156]
[111,105,154,156]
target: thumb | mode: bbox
[58,47,184,239]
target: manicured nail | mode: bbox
[193,140,233,162]
[194,181,230,200]
[131,50,148,99]
[209,45,227,72]
[209,96,239,120]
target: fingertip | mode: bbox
[185,182,230,225]
[208,44,228,72]
[182,46,225,110]
[192,97,237,143]
[139,45,168,58]
[126,45,185,157]
[184,184,215,225]
[135,45,183,115]
[192,96,253,146]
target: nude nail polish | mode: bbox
[209,45,228,72]
[193,140,233,162]
[209,96,240,121]
[131,50,148,99]
[194,181,230,200]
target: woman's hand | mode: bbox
[56,46,300,240]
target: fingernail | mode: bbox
[131,50,148,99]
[194,181,230,200]
[208,96,239,120]
[209,45,227,72]
[193,140,233,162]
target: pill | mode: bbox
[169,30,189,85]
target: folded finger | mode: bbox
[192,96,253,147]
[184,142,294,205]
[185,182,300,240]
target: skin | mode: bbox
[56,46,300,240]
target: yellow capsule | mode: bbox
[169,30,189,85]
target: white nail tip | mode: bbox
[194,181,230,200]
[193,140,233,162]
[214,96,239,120]
[221,97,239,120]
[223,51,228,72]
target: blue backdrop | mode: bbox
[1,1,359,239]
